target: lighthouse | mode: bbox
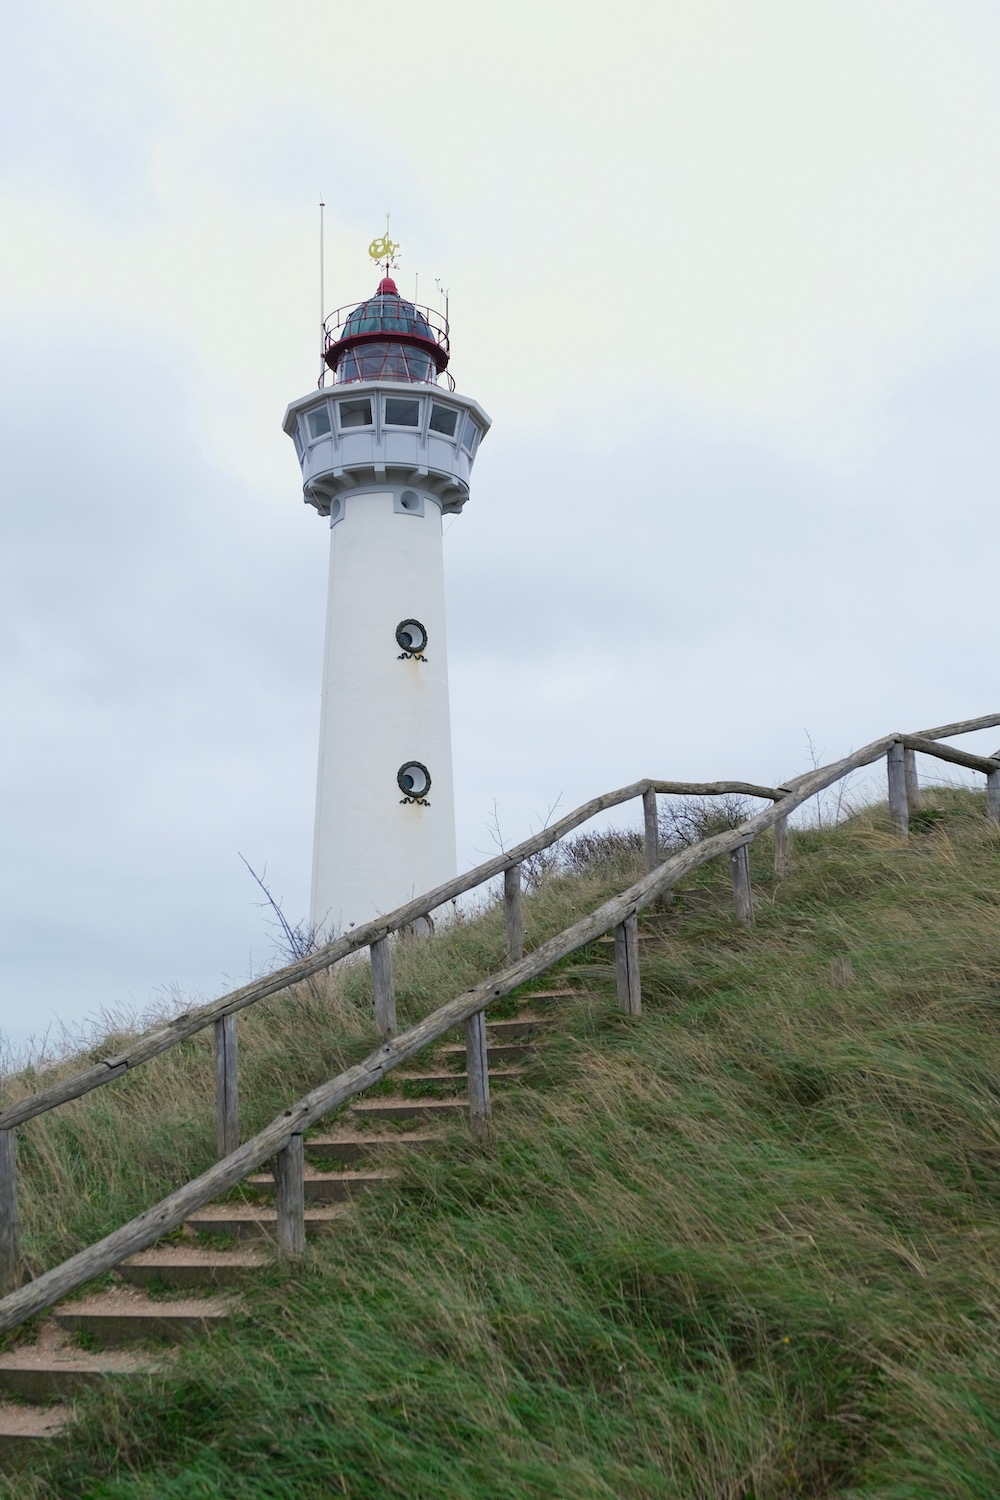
[282,235,490,935]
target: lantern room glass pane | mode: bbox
[462,415,479,452]
[338,342,435,383]
[429,404,458,436]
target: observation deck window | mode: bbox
[306,406,332,440]
[384,397,421,428]
[339,397,373,429]
[461,415,480,453]
[428,404,458,437]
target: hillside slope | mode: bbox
[4,792,1000,1499]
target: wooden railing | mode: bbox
[0,713,997,1332]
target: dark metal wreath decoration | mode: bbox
[396,618,428,660]
[398,761,432,805]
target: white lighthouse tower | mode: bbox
[282,235,490,935]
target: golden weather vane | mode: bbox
[368,212,400,273]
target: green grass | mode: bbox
[4,791,1000,1497]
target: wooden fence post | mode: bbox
[465,1010,491,1135]
[504,865,524,964]
[642,788,659,874]
[987,768,1000,824]
[773,814,790,879]
[613,914,641,1015]
[371,937,397,1040]
[0,1131,21,1296]
[214,1014,240,1159]
[730,842,754,924]
[275,1133,306,1258]
[903,747,920,812]
[887,742,909,838]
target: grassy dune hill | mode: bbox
[3,790,1000,1498]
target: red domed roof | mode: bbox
[377,276,398,295]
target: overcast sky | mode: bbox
[2,0,999,1057]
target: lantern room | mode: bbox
[323,277,451,386]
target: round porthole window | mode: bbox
[397,761,431,800]
[400,489,420,511]
[396,618,428,655]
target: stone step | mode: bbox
[118,1245,267,1291]
[247,1167,396,1204]
[0,1399,71,1467]
[351,1095,468,1122]
[0,1326,161,1402]
[185,1203,348,1241]
[52,1290,230,1347]
[304,1130,442,1164]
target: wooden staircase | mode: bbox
[4,717,997,1474]
[0,990,572,1471]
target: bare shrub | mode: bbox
[518,827,644,894]
[659,794,755,850]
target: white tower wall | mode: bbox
[284,370,490,937]
[312,484,455,933]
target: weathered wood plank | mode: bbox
[914,712,1000,741]
[214,1014,240,1160]
[900,734,1000,775]
[987,769,1000,824]
[642,789,659,874]
[274,1135,305,1259]
[371,938,396,1041]
[887,742,909,838]
[647,780,784,800]
[504,864,524,964]
[0,730,904,1335]
[769,736,898,810]
[903,748,920,813]
[0,1132,21,1296]
[613,914,641,1015]
[465,1011,491,1135]
[730,842,754,924]
[773,814,790,879]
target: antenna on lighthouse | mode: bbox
[318,196,327,389]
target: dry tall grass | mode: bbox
[4,789,1000,1497]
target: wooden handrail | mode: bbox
[0,778,786,1132]
[1,718,998,1331]
[646,780,785,799]
[0,731,907,1333]
[4,717,997,1137]
[913,713,1000,740]
[899,734,1000,775]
